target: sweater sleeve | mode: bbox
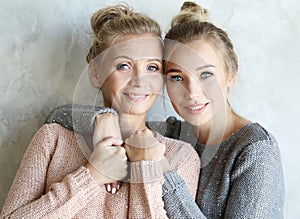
[161,138,205,219]
[162,171,207,218]
[128,161,168,219]
[224,139,285,219]
[0,125,100,219]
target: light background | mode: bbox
[0,0,299,217]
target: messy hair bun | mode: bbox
[171,1,209,27]
[86,4,161,63]
[165,1,238,75]
[90,5,129,37]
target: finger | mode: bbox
[105,183,111,192]
[111,182,118,194]
[115,147,127,161]
[95,136,123,148]
[103,136,123,146]
[116,181,122,191]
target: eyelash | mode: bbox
[147,65,159,72]
[117,63,131,71]
[167,72,213,82]
[116,63,160,72]
[168,75,183,81]
[200,72,213,79]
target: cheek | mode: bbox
[202,78,227,100]
[147,74,163,93]
[166,82,183,104]
[101,76,125,102]
[203,80,228,115]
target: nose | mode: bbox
[184,77,205,100]
[128,63,146,87]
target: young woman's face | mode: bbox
[165,40,234,126]
[91,34,163,115]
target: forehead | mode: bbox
[105,36,163,61]
[165,40,221,71]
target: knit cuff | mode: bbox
[73,105,118,135]
[68,166,100,201]
[162,171,185,196]
[130,160,164,183]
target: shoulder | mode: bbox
[31,123,80,152]
[238,123,277,143]
[37,123,76,139]
[229,123,282,170]
[233,123,279,154]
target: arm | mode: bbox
[128,161,168,218]
[163,171,206,218]
[45,104,117,135]
[0,125,100,219]
[161,137,206,219]
[125,130,202,218]
[125,129,168,218]
[225,139,284,219]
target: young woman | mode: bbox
[162,1,285,218]
[0,4,200,218]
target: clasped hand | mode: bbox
[86,113,170,193]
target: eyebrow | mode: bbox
[148,58,162,64]
[166,64,215,74]
[113,55,134,61]
[114,56,162,63]
[196,64,216,71]
[166,68,182,74]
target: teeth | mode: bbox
[128,94,146,99]
[191,105,204,110]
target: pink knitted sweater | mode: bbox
[1,124,200,218]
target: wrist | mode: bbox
[130,160,164,183]
[93,113,122,145]
[85,162,107,186]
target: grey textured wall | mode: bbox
[1,0,299,217]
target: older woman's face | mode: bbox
[165,40,235,126]
[91,34,163,115]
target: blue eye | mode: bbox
[117,63,130,71]
[169,75,183,81]
[200,72,213,79]
[147,65,159,72]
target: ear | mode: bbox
[227,72,236,88]
[88,59,102,88]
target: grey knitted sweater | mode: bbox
[46,105,285,219]
[162,117,284,219]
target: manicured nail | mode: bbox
[117,184,120,190]
[116,139,123,144]
[107,184,111,192]
[112,187,116,194]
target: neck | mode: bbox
[194,107,248,145]
[118,113,147,139]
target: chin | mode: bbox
[179,110,206,126]
[115,103,150,115]
[130,105,152,115]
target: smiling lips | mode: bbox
[124,93,150,102]
[184,103,209,114]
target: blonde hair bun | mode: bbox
[90,4,131,37]
[86,4,161,63]
[171,1,209,27]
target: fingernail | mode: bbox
[116,139,123,144]
[107,184,111,192]
[117,184,120,190]
[112,187,116,194]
